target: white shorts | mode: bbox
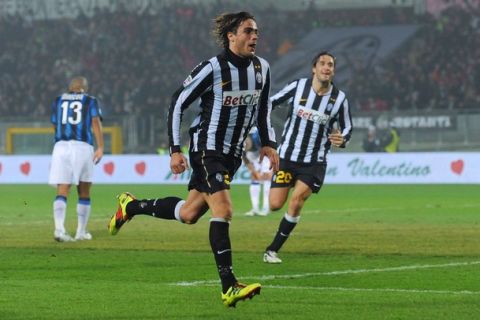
[246,151,271,174]
[49,140,94,186]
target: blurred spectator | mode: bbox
[379,126,401,153]
[362,125,381,152]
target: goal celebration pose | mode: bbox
[108,12,278,307]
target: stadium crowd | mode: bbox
[348,5,480,112]
[0,2,478,119]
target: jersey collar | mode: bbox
[222,48,252,68]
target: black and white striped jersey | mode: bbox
[168,49,276,158]
[271,78,353,163]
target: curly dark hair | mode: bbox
[312,51,336,68]
[212,11,256,48]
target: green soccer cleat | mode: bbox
[108,192,136,235]
[221,282,261,307]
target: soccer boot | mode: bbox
[244,209,259,217]
[75,231,93,241]
[221,282,261,307]
[263,250,282,264]
[257,209,269,216]
[54,230,74,242]
[108,192,136,235]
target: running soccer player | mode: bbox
[108,12,279,307]
[263,51,353,264]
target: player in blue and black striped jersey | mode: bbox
[108,12,279,307]
[51,83,102,146]
[49,76,104,242]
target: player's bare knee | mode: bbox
[183,217,199,224]
[269,200,284,211]
[180,210,200,224]
[217,209,233,220]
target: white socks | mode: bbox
[250,180,270,213]
[53,197,67,233]
[249,182,261,212]
[262,180,271,213]
[76,200,91,235]
[53,197,92,236]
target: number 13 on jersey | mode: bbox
[60,100,83,125]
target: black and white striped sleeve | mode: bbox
[256,66,277,149]
[338,97,353,148]
[168,61,213,154]
[270,80,298,109]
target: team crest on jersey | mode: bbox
[255,71,262,84]
[183,75,193,87]
[326,103,334,112]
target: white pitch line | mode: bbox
[264,285,480,296]
[171,260,480,287]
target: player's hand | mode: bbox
[261,172,273,181]
[251,170,261,180]
[170,152,189,174]
[260,146,279,172]
[328,129,345,147]
[93,148,103,165]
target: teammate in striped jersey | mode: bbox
[263,52,353,264]
[49,76,104,242]
[108,12,279,307]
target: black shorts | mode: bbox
[188,150,242,194]
[271,159,327,193]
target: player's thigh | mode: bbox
[270,159,295,204]
[204,189,233,219]
[180,188,209,222]
[269,187,289,210]
[75,143,94,183]
[49,142,72,185]
[289,180,313,211]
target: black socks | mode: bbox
[126,197,182,220]
[266,215,299,252]
[209,220,236,293]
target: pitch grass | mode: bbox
[0,184,479,320]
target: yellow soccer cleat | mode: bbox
[221,282,261,307]
[108,192,136,235]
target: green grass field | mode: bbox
[1,184,479,320]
